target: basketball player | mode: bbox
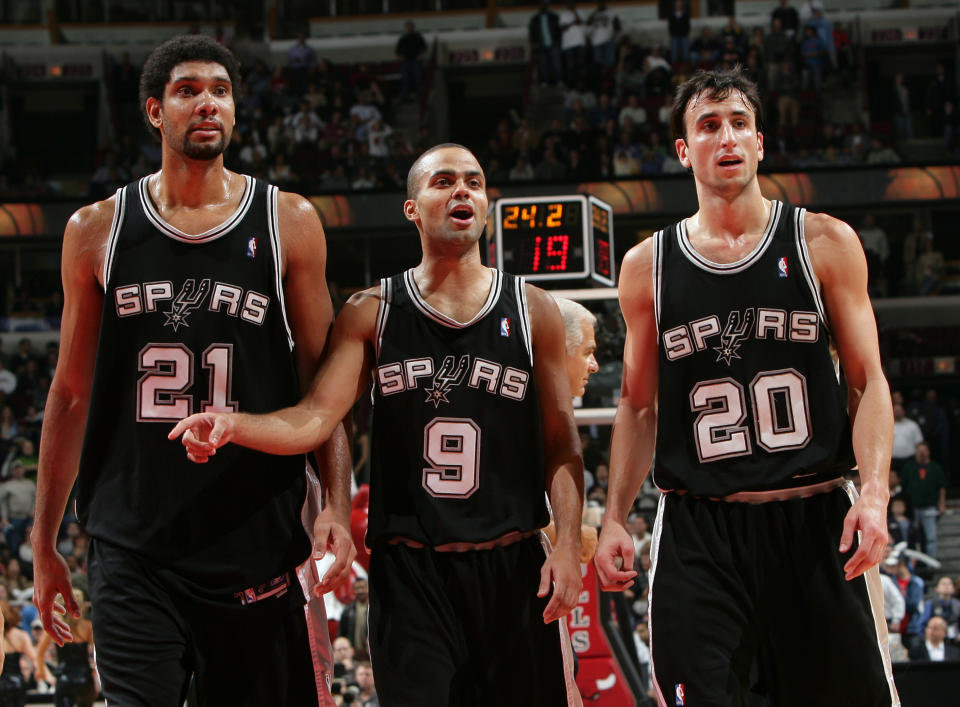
[595,68,899,706]
[32,36,354,706]
[171,143,585,706]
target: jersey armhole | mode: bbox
[514,276,534,367]
[374,277,392,362]
[266,184,295,351]
[102,186,127,288]
[794,207,831,335]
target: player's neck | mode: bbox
[690,182,770,244]
[414,248,488,294]
[155,149,233,209]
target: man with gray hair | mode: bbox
[553,297,599,398]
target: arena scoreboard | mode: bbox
[491,195,615,286]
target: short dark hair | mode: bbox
[138,35,241,141]
[669,66,764,141]
[406,142,476,199]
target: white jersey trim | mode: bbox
[676,200,782,275]
[652,228,664,336]
[266,185,295,351]
[841,482,902,707]
[648,492,669,707]
[515,276,534,367]
[403,267,503,329]
[375,277,392,361]
[139,173,255,244]
[794,207,830,333]
[102,185,126,288]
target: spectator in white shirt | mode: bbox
[558,1,588,84]
[892,403,924,471]
[0,361,16,396]
[618,94,647,127]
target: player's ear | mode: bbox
[675,138,690,168]
[145,97,163,131]
[757,131,764,162]
[403,199,419,222]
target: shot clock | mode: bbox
[492,195,615,286]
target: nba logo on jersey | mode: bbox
[675,684,686,705]
[777,256,789,278]
[500,317,511,337]
[247,237,257,259]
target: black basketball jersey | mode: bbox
[77,175,310,593]
[367,269,549,547]
[652,201,856,496]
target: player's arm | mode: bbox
[807,211,891,580]
[170,287,379,460]
[527,285,583,624]
[32,201,110,643]
[277,191,356,592]
[596,238,658,591]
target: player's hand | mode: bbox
[538,544,581,623]
[168,412,236,463]
[839,485,889,581]
[32,546,81,647]
[312,508,357,596]
[595,521,638,591]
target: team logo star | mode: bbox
[713,342,744,366]
[424,385,452,408]
[163,310,192,332]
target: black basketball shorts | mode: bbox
[367,535,576,707]
[88,537,323,707]
[647,482,899,707]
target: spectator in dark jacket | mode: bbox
[668,0,691,64]
[529,1,563,86]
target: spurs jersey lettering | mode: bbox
[77,175,310,592]
[368,269,548,546]
[653,201,855,496]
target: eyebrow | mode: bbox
[171,75,232,85]
[694,109,750,123]
[428,170,484,181]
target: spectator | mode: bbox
[805,6,834,70]
[858,214,889,293]
[588,93,618,128]
[534,145,568,180]
[892,403,924,471]
[771,0,800,38]
[587,1,621,71]
[773,60,801,130]
[618,94,647,128]
[508,155,535,181]
[667,0,691,65]
[350,91,383,132]
[367,119,394,159]
[901,442,947,559]
[891,551,925,648]
[528,1,563,87]
[719,16,747,52]
[632,619,653,697]
[395,21,428,104]
[558,1,589,84]
[888,497,918,548]
[878,552,905,643]
[901,216,931,294]
[866,138,900,166]
[917,577,960,640]
[267,153,296,185]
[908,389,950,471]
[287,101,323,145]
[925,62,955,139]
[763,18,795,87]
[799,25,826,94]
[643,46,672,96]
[908,617,960,661]
[0,407,17,443]
[286,32,317,95]
[628,512,651,558]
[332,636,357,684]
[338,577,370,661]
[355,661,379,707]
[0,462,34,555]
[914,236,945,296]
[718,35,743,69]
[690,27,720,65]
[892,71,914,142]
[833,22,853,77]
[8,340,35,375]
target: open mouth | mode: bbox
[718,157,742,167]
[449,205,474,224]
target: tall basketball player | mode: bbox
[171,143,585,707]
[32,36,354,706]
[595,68,899,706]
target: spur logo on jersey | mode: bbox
[663,307,819,366]
[376,355,529,404]
[113,278,270,328]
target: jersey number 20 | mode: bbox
[137,343,238,422]
[690,368,811,462]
